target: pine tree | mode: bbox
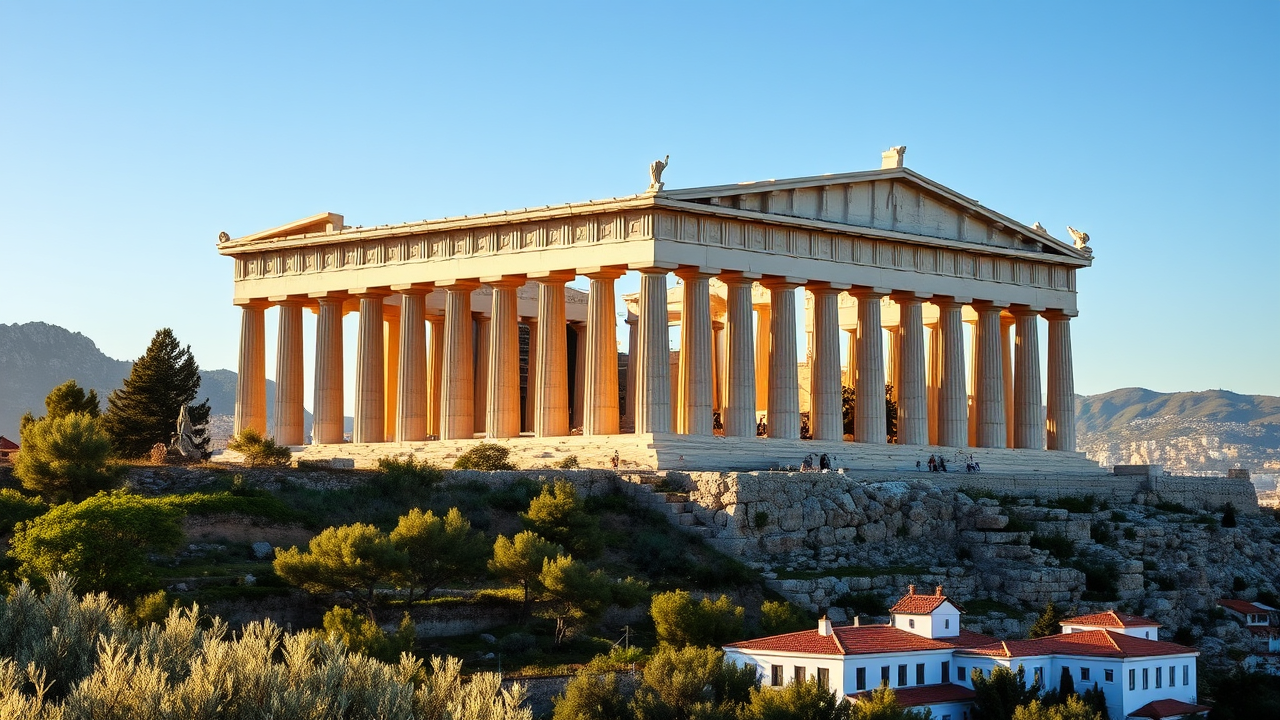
[102,328,210,457]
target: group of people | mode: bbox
[799,453,834,472]
[917,454,981,473]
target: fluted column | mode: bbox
[808,285,843,441]
[851,289,887,444]
[395,290,428,442]
[722,276,757,437]
[894,293,928,446]
[754,300,771,415]
[886,327,901,404]
[312,296,346,445]
[535,276,571,437]
[712,320,725,413]
[1002,313,1015,448]
[439,282,478,440]
[474,313,491,434]
[676,269,715,435]
[384,311,400,441]
[766,281,800,439]
[1012,307,1044,449]
[273,300,305,445]
[233,303,268,437]
[926,322,941,445]
[844,328,857,389]
[624,314,638,426]
[973,302,1007,448]
[486,279,523,439]
[427,316,444,438]
[353,294,386,444]
[936,299,968,447]
[634,269,671,434]
[523,318,538,432]
[583,271,623,436]
[571,322,586,429]
[1045,311,1076,452]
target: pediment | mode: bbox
[221,212,346,247]
[661,168,1088,261]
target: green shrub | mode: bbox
[15,412,123,501]
[1046,495,1098,514]
[1110,510,1127,522]
[1090,522,1114,544]
[760,600,811,635]
[1233,576,1249,592]
[453,443,517,471]
[554,455,580,469]
[1153,575,1178,591]
[1222,502,1238,528]
[226,428,292,467]
[0,489,45,533]
[1030,533,1075,561]
[489,477,543,512]
[754,511,770,529]
[1072,559,1120,601]
[650,590,745,648]
[320,605,416,662]
[1003,514,1034,533]
[375,456,443,490]
[130,589,173,627]
[521,479,602,558]
[1154,501,1192,514]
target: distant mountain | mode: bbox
[1076,387,1280,476]
[0,322,278,440]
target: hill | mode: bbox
[1076,387,1280,475]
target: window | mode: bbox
[1129,669,1135,691]
[856,667,867,691]
[795,667,805,684]
[882,667,890,685]
[943,716,951,720]
[1169,665,1176,687]
[945,619,951,629]
[1155,666,1162,689]
[1081,667,1091,682]
[771,665,783,687]
[1144,631,1150,639]
[1142,668,1149,690]
[943,661,950,683]
[1105,669,1114,683]
[916,664,925,685]
[818,668,829,689]
[1034,667,1043,687]
[957,666,966,682]
[1184,665,1189,686]
[898,665,908,687]
[909,619,916,629]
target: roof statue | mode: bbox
[648,154,669,191]
[218,231,230,244]
[1067,226,1092,256]
[1031,221,1047,234]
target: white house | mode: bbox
[723,586,1207,720]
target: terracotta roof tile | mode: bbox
[1060,610,1159,628]
[1128,699,1211,719]
[890,588,965,615]
[724,625,997,656]
[849,683,975,707]
[956,630,1194,659]
[1218,599,1273,615]
[0,436,19,451]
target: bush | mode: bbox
[1222,502,1238,528]
[376,456,443,490]
[320,605,416,662]
[650,590,745,648]
[10,492,183,596]
[1089,522,1114,544]
[1030,533,1075,561]
[754,510,770,529]
[15,412,122,501]
[629,645,756,719]
[743,677,855,720]
[273,523,406,608]
[760,600,811,635]
[226,428,292,467]
[1154,501,1192,514]
[1046,495,1098,514]
[554,455,580,469]
[521,479,602,558]
[499,632,538,655]
[390,507,489,602]
[453,443,516,470]
[130,590,173,627]
[0,489,45,534]
[1071,559,1120,602]
[1123,527,1137,541]
[1028,601,1065,638]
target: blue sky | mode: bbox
[2,1,1277,405]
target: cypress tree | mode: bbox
[102,328,210,457]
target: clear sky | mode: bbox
[2,1,1277,405]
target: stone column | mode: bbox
[634,269,671,434]
[571,322,587,429]
[765,281,801,439]
[676,269,715,435]
[312,296,345,445]
[473,313,491,434]
[712,320,725,413]
[935,299,968,447]
[1045,311,1077,452]
[1012,307,1045,450]
[535,276,571,437]
[754,300,771,416]
[851,289,887,444]
[384,311,400,441]
[273,300,305,446]
[486,279,523,439]
[808,285,843,441]
[721,275,757,437]
[353,294,386,444]
[894,293,928,446]
[233,303,268,437]
[926,322,941,446]
[624,314,638,426]
[967,317,979,447]
[972,301,1007,449]
[427,316,444,438]
[886,327,900,405]
[844,328,857,390]
[439,282,478,440]
[523,318,538,433]
[1002,313,1015,448]
[395,290,428,442]
[583,270,622,436]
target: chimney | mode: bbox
[908,584,916,595]
[854,615,861,627]
[818,614,833,637]
[881,146,906,169]
[936,585,944,597]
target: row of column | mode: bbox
[232,271,1076,452]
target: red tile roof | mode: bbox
[724,625,997,656]
[1128,698,1211,719]
[956,630,1194,660]
[1060,610,1160,628]
[1218,599,1274,615]
[849,683,975,708]
[0,436,18,451]
[890,587,965,615]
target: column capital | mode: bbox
[578,266,627,280]
[806,281,850,294]
[308,290,350,300]
[1042,308,1079,320]
[890,290,932,303]
[931,295,971,308]
[629,261,679,273]
[970,299,1011,310]
[674,265,721,280]
[267,294,307,306]
[232,298,272,309]
[348,287,393,298]
[471,311,491,321]
[480,275,527,287]
[759,276,805,290]
[435,279,482,291]
[718,270,763,284]
[848,287,890,302]
[1009,303,1046,316]
[389,282,434,293]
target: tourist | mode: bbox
[819,453,831,471]
[916,460,922,471]
[800,454,815,472]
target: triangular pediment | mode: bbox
[220,212,346,247]
[662,168,1087,260]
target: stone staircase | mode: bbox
[614,472,715,540]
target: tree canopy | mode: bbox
[521,479,602,558]
[650,590,745,648]
[14,412,121,501]
[390,507,489,602]
[490,530,563,620]
[102,328,210,458]
[273,523,406,608]
[20,379,101,431]
[971,666,1041,720]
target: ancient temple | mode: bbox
[217,148,1094,470]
